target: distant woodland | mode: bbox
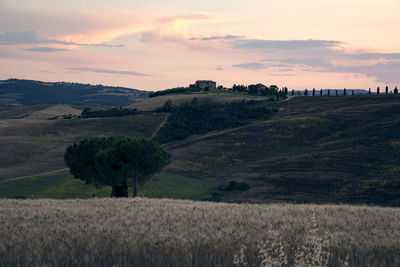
[0,79,148,106]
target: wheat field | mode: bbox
[1,198,399,267]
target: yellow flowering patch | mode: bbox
[281,116,330,124]
[234,141,246,147]
[166,160,202,172]
[389,140,400,148]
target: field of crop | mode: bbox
[1,198,399,266]
[125,92,266,111]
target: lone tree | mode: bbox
[64,136,170,197]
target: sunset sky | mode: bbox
[1,0,399,91]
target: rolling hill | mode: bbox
[162,95,400,205]
[125,92,266,111]
[1,93,400,205]
[0,104,166,180]
[0,79,148,106]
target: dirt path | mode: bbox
[151,113,170,139]
[281,95,294,102]
[0,168,69,184]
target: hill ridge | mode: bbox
[0,78,149,106]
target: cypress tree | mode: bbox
[320,89,323,96]
[312,88,315,96]
[394,86,398,94]
[377,87,380,94]
[369,88,371,95]
[386,86,389,94]
[328,89,330,96]
[352,90,354,95]
[304,89,308,96]
[336,90,338,96]
[344,88,347,96]
[292,89,294,96]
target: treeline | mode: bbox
[149,83,287,98]
[149,87,201,98]
[155,98,277,143]
[81,107,139,118]
[232,83,287,97]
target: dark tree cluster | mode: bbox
[149,87,201,98]
[218,181,250,192]
[231,83,286,98]
[155,98,277,143]
[81,107,139,118]
[155,99,173,112]
[64,136,170,197]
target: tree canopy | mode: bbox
[64,136,170,197]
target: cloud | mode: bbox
[279,68,294,72]
[229,38,400,83]
[157,14,217,25]
[140,31,182,44]
[270,73,296,76]
[343,53,400,60]
[0,31,39,44]
[139,30,225,52]
[25,47,68,52]
[324,61,400,84]
[216,66,224,70]
[69,67,150,76]
[190,35,242,41]
[264,54,400,84]
[38,70,56,73]
[271,57,334,69]
[0,31,124,47]
[232,62,267,70]
[234,39,342,50]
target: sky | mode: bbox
[1,0,399,91]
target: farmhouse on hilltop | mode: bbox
[194,80,217,90]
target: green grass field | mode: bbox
[0,171,220,200]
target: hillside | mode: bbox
[0,104,165,180]
[163,95,400,205]
[0,79,148,106]
[125,92,266,111]
[1,94,400,205]
[1,198,399,266]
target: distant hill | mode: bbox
[0,79,149,106]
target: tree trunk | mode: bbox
[111,180,128,198]
[133,176,137,198]
[111,186,115,197]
